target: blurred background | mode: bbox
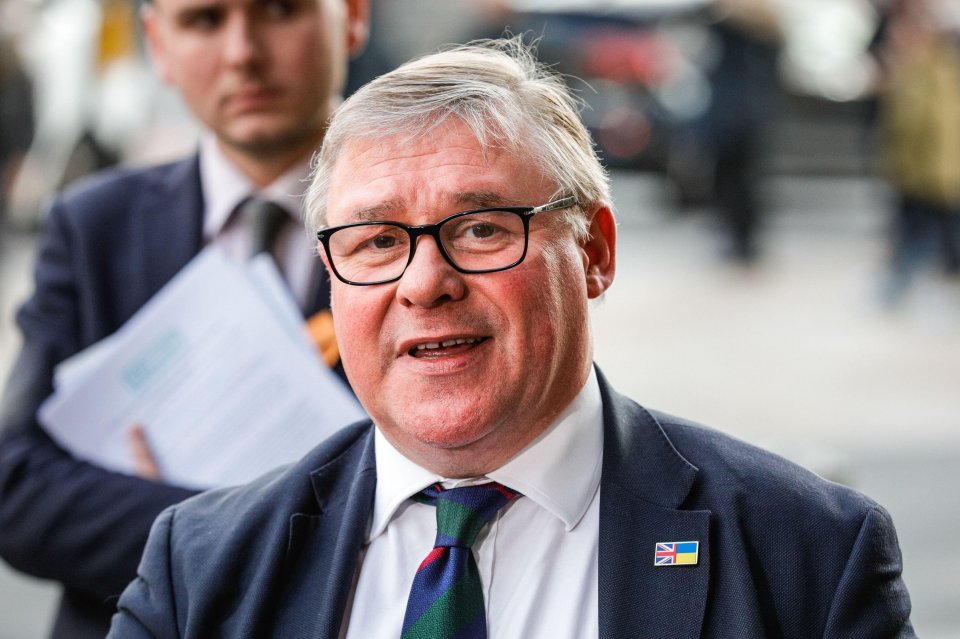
[1,0,958,636]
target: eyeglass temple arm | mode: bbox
[531,196,578,215]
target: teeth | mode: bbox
[415,337,480,350]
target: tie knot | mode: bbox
[240,198,289,259]
[417,482,521,549]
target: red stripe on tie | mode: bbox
[492,483,516,500]
[417,546,447,573]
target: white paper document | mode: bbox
[39,248,366,489]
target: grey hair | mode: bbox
[304,37,611,239]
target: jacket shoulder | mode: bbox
[651,410,879,526]
[160,422,373,554]
[117,423,375,635]
[638,411,913,635]
[51,158,198,227]
[59,159,193,201]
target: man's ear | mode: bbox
[580,205,616,299]
[345,0,370,57]
[141,4,173,84]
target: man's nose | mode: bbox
[222,14,261,68]
[395,236,466,309]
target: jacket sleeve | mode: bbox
[0,200,197,603]
[822,506,916,638]
[108,508,180,639]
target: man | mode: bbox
[0,30,34,222]
[703,0,783,264]
[0,1,368,636]
[109,39,915,638]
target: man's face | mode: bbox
[143,0,367,158]
[323,119,616,476]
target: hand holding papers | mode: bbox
[39,248,366,489]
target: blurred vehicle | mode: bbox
[496,0,883,202]
[500,2,714,195]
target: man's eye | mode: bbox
[370,235,397,250]
[262,0,297,19]
[180,8,224,31]
[466,223,498,239]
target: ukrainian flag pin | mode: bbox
[654,541,699,566]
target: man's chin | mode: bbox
[220,121,322,158]
[399,413,497,452]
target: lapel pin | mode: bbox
[655,541,699,566]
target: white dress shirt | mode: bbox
[342,369,603,639]
[198,134,318,308]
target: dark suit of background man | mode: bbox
[0,0,369,636]
[110,38,915,638]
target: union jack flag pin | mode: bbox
[654,541,699,566]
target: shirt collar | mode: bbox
[199,133,312,240]
[369,368,604,541]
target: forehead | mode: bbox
[326,121,553,223]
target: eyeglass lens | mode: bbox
[327,210,527,283]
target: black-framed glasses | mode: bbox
[316,196,577,286]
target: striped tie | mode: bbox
[401,482,521,639]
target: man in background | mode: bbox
[111,39,914,638]
[872,0,960,301]
[0,28,34,223]
[0,0,368,636]
[703,0,783,263]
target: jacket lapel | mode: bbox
[134,155,333,319]
[274,427,376,638]
[597,369,711,638]
[134,155,205,308]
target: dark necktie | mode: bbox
[240,197,289,262]
[401,482,522,639]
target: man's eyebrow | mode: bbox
[350,199,405,222]
[169,2,224,25]
[170,1,223,17]
[344,192,522,223]
[454,191,523,209]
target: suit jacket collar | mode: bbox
[135,155,205,307]
[132,154,331,317]
[277,425,377,637]
[276,368,710,638]
[597,367,711,638]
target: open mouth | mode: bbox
[407,337,489,358]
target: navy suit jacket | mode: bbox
[0,157,333,638]
[109,370,914,638]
